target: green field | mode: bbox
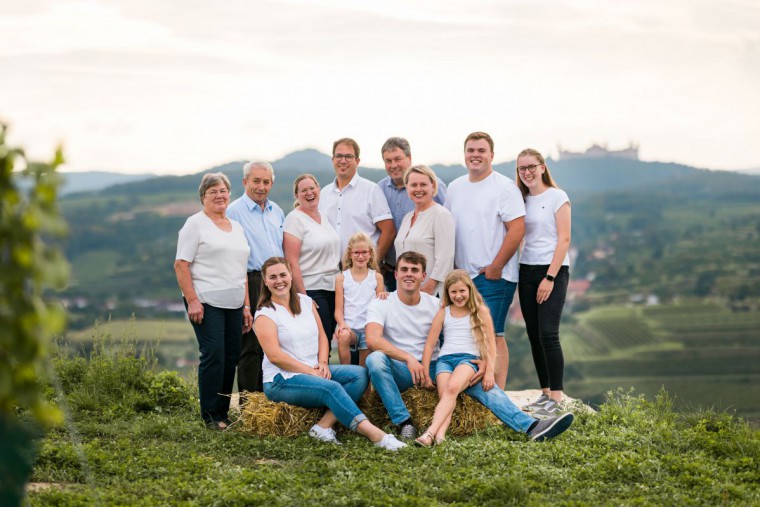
[562,303,760,421]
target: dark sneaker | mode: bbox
[528,412,574,442]
[532,399,562,419]
[399,423,418,441]
[522,393,551,412]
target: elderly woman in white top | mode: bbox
[393,165,455,295]
[283,174,341,350]
[174,173,252,430]
[254,257,406,450]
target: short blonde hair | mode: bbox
[403,164,438,196]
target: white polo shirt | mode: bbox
[319,172,393,251]
[445,171,526,282]
[366,292,441,361]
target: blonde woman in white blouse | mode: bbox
[283,174,341,352]
[393,165,455,296]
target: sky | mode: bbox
[2,0,759,175]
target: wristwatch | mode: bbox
[545,274,555,282]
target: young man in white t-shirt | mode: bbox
[365,251,572,442]
[445,131,526,390]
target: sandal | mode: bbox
[414,431,435,447]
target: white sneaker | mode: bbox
[308,425,341,445]
[375,433,407,451]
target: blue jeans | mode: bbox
[365,351,535,432]
[473,274,517,335]
[436,353,479,376]
[186,300,242,424]
[263,365,369,431]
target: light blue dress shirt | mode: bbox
[226,193,285,271]
[378,175,448,265]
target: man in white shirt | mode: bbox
[319,138,395,268]
[226,161,285,396]
[365,251,572,442]
[445,132,526,390]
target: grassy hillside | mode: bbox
[560,303,760,421]
[23,342,760,506]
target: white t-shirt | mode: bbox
[175,211,250,309]
[255,293,319,383]
[366,292,441,361]
[445,172,526,282]
[439,306,480,357]
[394,204,455,294]
[319,172,393,251]
[283,210,341,291]
[342,269,378,329]
[521,187,570,266]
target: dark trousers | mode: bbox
[238,271,264,394]
[518,264,569,391]
[382,267,396,292]
[306,289,335,357]
[186,300,242,423]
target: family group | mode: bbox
[174,132,573,450]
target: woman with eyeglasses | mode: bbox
[514,149,572,419]
[283,174,341,354]
[393,164,455,296]
[174,172,252,430]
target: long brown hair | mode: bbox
[258,257,302,315]
[442,270,494,366]
[341,232,378,270]
[515,148,559,199]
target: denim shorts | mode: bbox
[473,273,517,335]
[435,353,479,377]
[350,328,367,351]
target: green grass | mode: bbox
[25,343,760,506]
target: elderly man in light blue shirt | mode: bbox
[226,161,284,397]
[377,137,447,291]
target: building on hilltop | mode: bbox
[558,142,639,160]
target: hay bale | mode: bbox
[237,388,500,437]
[237,392,321,437]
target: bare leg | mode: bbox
[550,389,563,403]
[356,419,388,443]
[358,349,370,367]
[317,410,338,429]
[420,366,475,444]
[495,337,509,390]
[337,329,356,365]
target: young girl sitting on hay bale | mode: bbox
[417,270,574,446]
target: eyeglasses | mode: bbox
[206,189,229,197]
[517,164,542,174]
[351,250,370,257]
[333,154,357,161]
